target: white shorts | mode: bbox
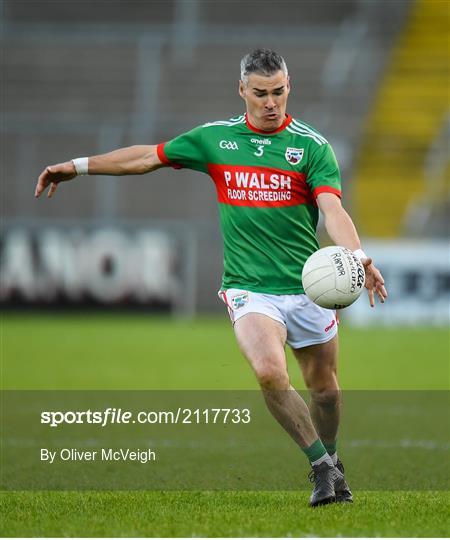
[218,288,338,349]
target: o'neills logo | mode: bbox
[207,164,314,208]
[325,319,336,333]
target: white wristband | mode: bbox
[353,248,367,260]
[72,157,89,175]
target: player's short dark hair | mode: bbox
[240,48,288,83]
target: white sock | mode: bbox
[329,452,338,466]
[311,452,334,468]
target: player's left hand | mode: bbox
[361,258,387,307]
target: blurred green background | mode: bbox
[2,314,448,390]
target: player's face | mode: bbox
[239,71,290,131]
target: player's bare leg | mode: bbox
[234,313,318,447]
[293,336,353,502]
[293,336,341,448]
[234,313,342,505]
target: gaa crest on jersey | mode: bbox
[231,292,249,310]
[285,147,304,165]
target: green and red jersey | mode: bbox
[157,113,341,294]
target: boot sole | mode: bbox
[310,495,336,507]
[335,495,353,503]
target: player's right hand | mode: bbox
[361,257,388,307]
[35,161,77,198]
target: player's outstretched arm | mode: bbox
[35,145,163,199]
[317,192,388,307]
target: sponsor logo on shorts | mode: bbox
[325,319,336,333]
[285,147,304,165]
[231,292,249,310]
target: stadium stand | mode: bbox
[354,0,449,238]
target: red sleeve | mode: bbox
[312,186,342,199]
[156,143,182,169]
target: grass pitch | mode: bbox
[2,491,449,537]
[3,313,448,390]
[1,313,449,537]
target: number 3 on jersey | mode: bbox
[254,145,264,157]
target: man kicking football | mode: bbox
[35,48,387,506]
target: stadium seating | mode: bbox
[354,0,449,237]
